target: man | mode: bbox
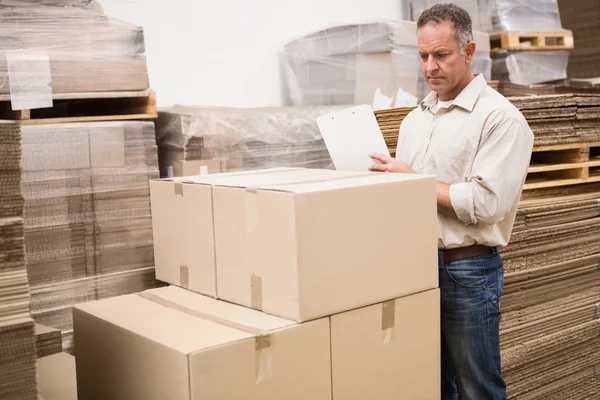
[370,4,533,400]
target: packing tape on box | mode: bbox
[174,182,184,196]
[6,49,53,111]
[137,292,274,383]
[381,300,396,344]
[250,273,263,311]
[180,264,189,290]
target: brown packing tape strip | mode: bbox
[136,292,272,345]
[174,182,183,196]
[138,291,274,383]
[180,264,189,290]
[381,300,396,331]
[250,274,263,311]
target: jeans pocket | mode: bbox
[444,259,488,289]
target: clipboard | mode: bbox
[317,104,390,172]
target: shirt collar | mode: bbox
[420,73,488,113]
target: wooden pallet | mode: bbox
[490,30,574,52]
[524,142,600,190]
[0,90,157,124]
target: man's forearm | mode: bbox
[436,181,456,217]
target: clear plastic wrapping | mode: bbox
[155,105,345,177]
[492,50,569,85]
[0,0,148,108]
[280,20,492,106]
[19,121,159,287]
[409,0,563,32]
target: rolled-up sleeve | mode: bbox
[449,116,534,226]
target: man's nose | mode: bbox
[426,56,439,73]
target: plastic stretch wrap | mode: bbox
[19,121,159,287]
[409,0,493,32]
[0,0,148,110]
[280,20,492,107]
[492,51,569,85]
[155,105,343,177]
[409,0,563,32]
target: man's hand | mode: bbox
[369,153,414,173]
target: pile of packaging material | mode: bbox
[34,324,63,359]
[155,105,341,178]
[37,352,78,400]
[0,121,37,400]
[0,0,162,352]
[0,0,148,94]
[497,94,600,399]
[73,167,442,398]
[20,121,162,351]
[558,0,600,79]
[280,20,492,106]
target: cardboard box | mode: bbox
[149,168,363,297]
[331,288,441,399]
[213,170,438,321]
[73,286,332,400]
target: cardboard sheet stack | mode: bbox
[496,95,600,398]
[280,20,492,106]
[0,0,149,94]
[19,121,162,351]
[155,105,340,178]
[72,167,442,399]
[0,121,37,400]
[34,324,63,359]
[558,0,600,79]
[374,106,416,156]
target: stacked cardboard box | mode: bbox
[0,1,149,95]
[18,121,162,351]
[558,0,600,78]
[280,20,492,106]
[0,121,37,400]
[73,167,442,399]
[34,324,62,359]
[155,106,339,178]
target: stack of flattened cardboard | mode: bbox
[498,146,600,396]
[558,0,600,79]
[0,121,37,400]
[155,106,342,178]
[0,1,148,94]
[575,94,600,142]
[19,121,162,351]
[73,167,442,399]
[374,106,416,156]
[34,324,62,359]
[509,94,579,147]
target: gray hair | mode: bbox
[416,3,474,53]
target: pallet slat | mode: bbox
[490,30,574,52]
[0,90,157,124]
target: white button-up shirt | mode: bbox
[395,74,534,249]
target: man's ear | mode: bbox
[465,41,476,63]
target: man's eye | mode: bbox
[420,54,428,60]
[437,54,449,59]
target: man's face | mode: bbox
[417,21,475,98]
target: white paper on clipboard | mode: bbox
[317,104,390,172]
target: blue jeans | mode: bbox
[438,247,506,400]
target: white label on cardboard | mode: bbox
[200,165,209,175]
[6,49,53,111]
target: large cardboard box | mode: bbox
[149,168,362,297]
[331,288,441,399]
[73,286,332,400]
[213,171,438,321]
